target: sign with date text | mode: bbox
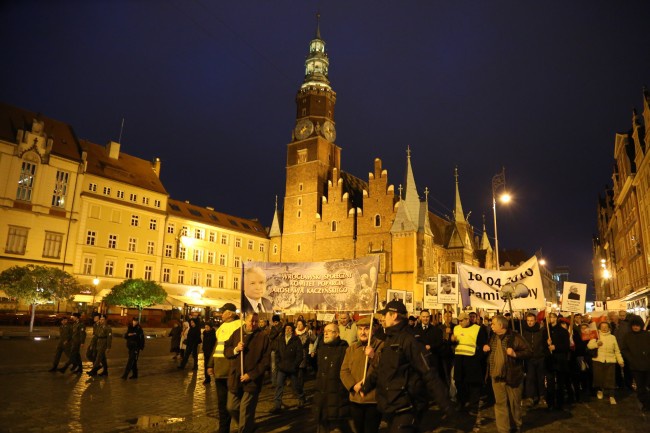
[458,256,545,310]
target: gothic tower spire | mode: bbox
[403,146,421,227]
[454,166,465,223]
[269,195,282,237]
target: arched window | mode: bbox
[374,215,381,227]
[297,210,301,218]
[331,221,337,232]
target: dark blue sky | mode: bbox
[3,1,650,286]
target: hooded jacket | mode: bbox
[620,327,650,371]
[520,322,545,359]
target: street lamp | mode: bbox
[492,168,510,271]
[92,277,99,306]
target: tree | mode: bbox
[103,279,167,322]
[0,265,79,332]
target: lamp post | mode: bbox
[492,168,510,271]
[92,277,100,312]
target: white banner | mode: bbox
[458,256,545,310]
[561,281,587,314]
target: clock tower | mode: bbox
[281,14,341,262]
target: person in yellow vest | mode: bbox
[451,312,487,415]
[207,303,242,433]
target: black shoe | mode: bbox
[129,375,138,379]
[58,367,67,373]
[48,367,57,372]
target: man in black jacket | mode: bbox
[362,301,456,433]
[521,312,546,406]
[620,315,650,412]
[271,323,306,412]
[313,323,351,433]
[201,322,216,384]
[178,318,201,370]
[121,317,145,380]
[543,313,570,410]
[413,309,443,370]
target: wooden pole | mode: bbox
[545,309,552,352]
[361,292,379,384]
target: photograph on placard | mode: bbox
[387,289,406,304]
[437,274,459,305]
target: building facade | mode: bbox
[594,88,650,314]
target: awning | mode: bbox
[73,294,94,303]
[167,294,239,309]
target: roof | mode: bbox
[0,102,83,162]
[167,198,268,238]
[339,171,368,207]
[81,139,167,194]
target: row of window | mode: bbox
[16,162,69,208]
[5,226,64,258]
[130,215,158,230]
[166,223,265,251]
[88,182,162,208]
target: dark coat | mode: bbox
[185,324,202,347]
[543,324,570,373]
[620,329,650,372]
[363,320,451,414]
[413,324,444,368]
[169,325,182,351]
[125,324,145,350]
[487,330,533,387]
[224,328,270,394]
[521,322,546,359]
[202,328,216,355]
[313,337,349,422]
[277,334,304,374]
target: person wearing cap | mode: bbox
[121,317,145,380]
[224,312,270,433]
[620,314,650,412]
[207,303,241,433]
[48,316,72,372]
[362,300,456,431]
[313,322,351,433]
[271,322,306,413]
[340,316,384,433]
[451,311,487,415]
[88,315,112,377]
[483,315,532,433]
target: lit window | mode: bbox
[218,275,224,288]
[192,272,200,286]
[51,170,69,208]
[167,223,175,234]
[219,254,227,266]
[235,238,242,248]
[163,268,171,283]
[103,186,111,196]
[247,240,254,250]
[165,244,173,257]
[17,161,37,201]
[206,273,213,287]
[195,229,204,240]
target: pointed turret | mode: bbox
[421,187,434,236]
[403,147,421,228]
[269,195,282,237]
[454,166,465,223]
[390,192,418,233]
[480,214,492,250]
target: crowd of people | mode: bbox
[46,302,650,433]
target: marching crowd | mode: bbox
[46,302,650,433]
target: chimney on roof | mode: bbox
[206,206,214,211]
[152,157,161,177]
[106,141,120,159]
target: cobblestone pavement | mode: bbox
[0,334,648,433]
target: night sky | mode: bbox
[3,1,650,286]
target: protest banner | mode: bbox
[458,256,545,310]
[561,281,587,314]
[241,256,379,313]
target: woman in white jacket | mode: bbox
[587,321,624,404]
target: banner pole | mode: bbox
[508,298,515,330]
[240,312,245,376]
[545,308,553,353]
[361,292,378,384]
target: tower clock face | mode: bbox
[294,119,314,140]
[322,120,336,142]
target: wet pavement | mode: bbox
[0,330,648,433]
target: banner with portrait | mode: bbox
[241,256,379,313]
[561,281,587,314]
[458,256,546,310]
[437,274,459,305]
[423,280,444,309]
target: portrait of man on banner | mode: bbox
[437,274,459,305]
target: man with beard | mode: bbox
[207,303,241,433]
[224,313,270,433]
[521,312,546,406]
[313,323,351,433]
[340,316,384,433]
[362,301,456,432]
[121,317,145,380]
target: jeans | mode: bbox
[274,369,305,408]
